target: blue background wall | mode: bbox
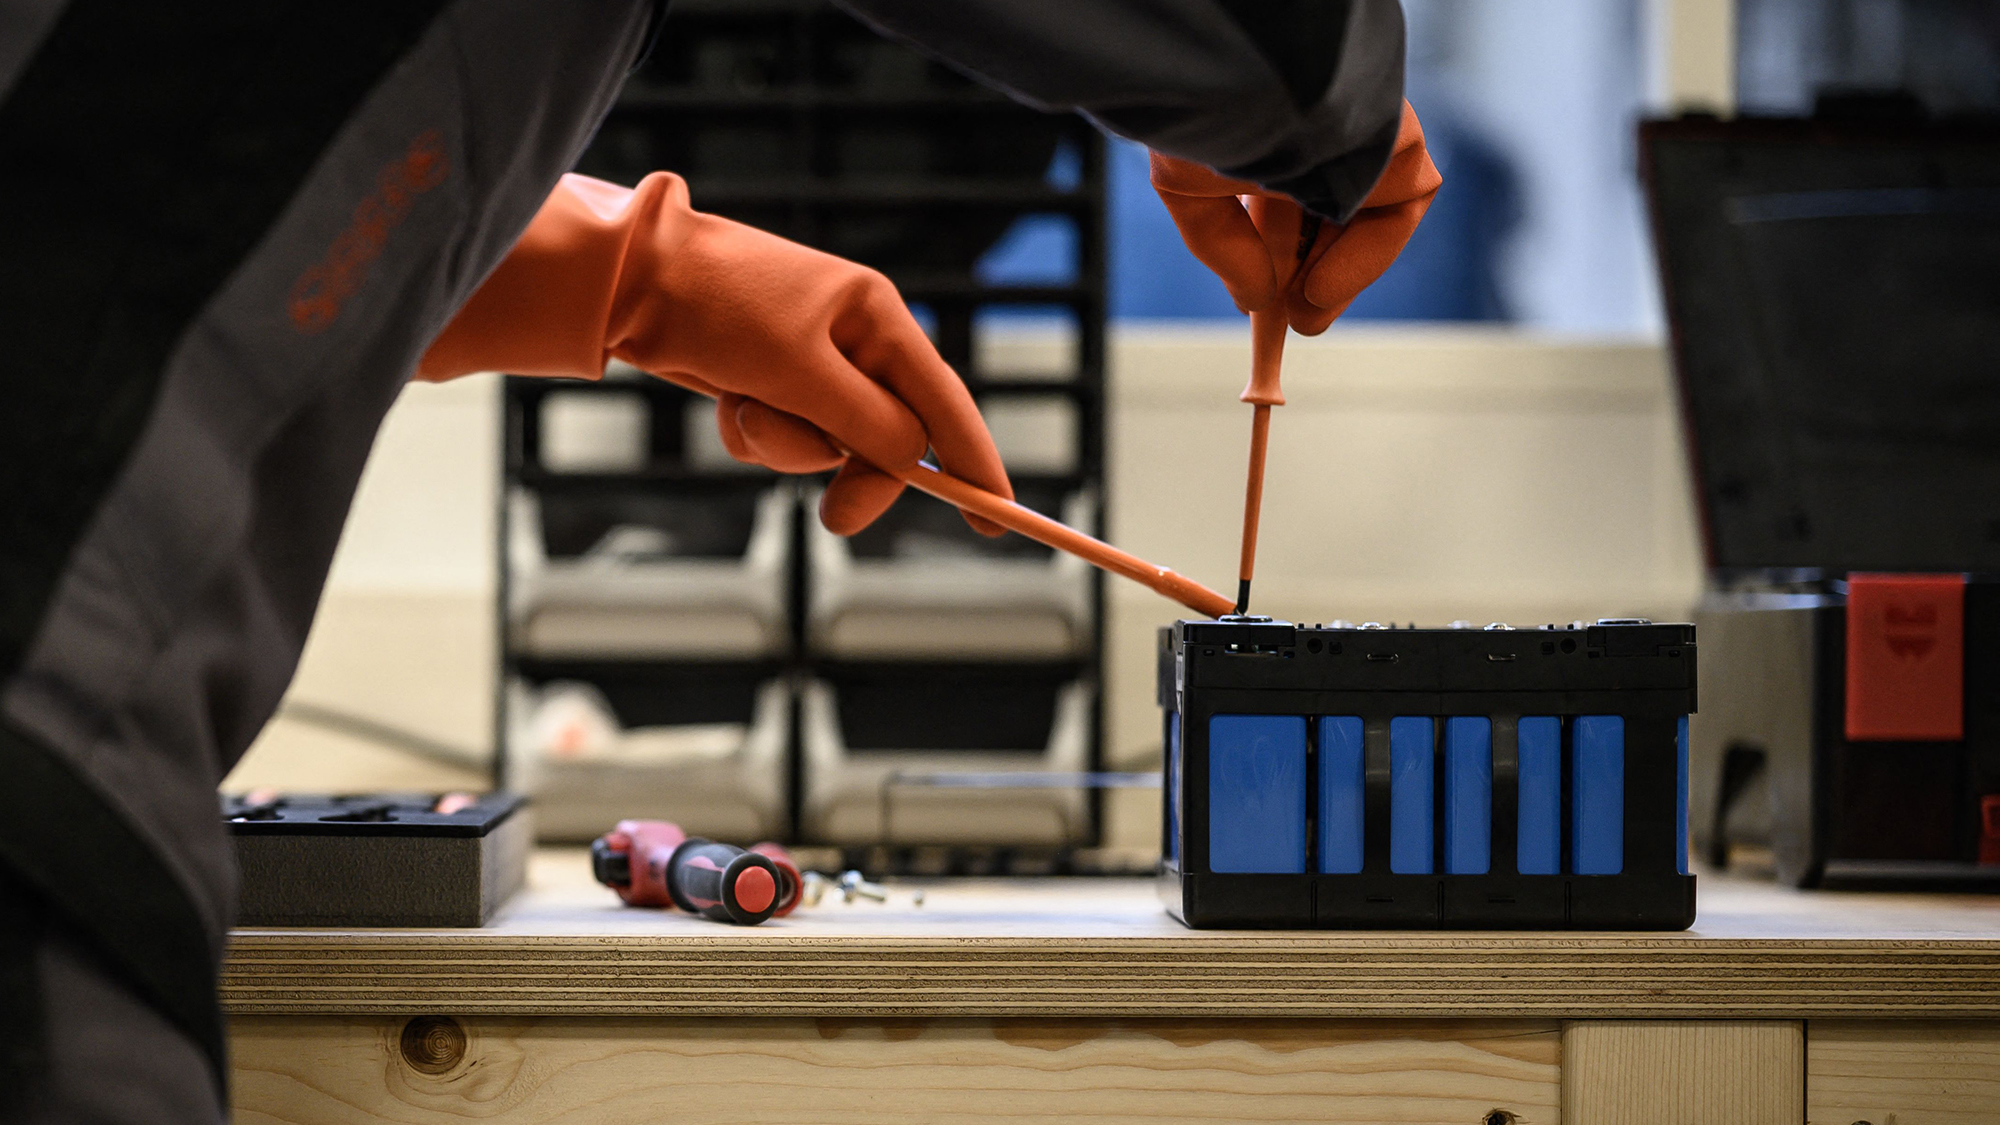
[975,0,1655,332]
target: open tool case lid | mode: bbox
[1640,114,2000,576]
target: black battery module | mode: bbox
[1160,618,1697,929]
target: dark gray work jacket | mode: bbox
[0,0,1404,1099]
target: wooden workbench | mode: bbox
[225,849,2000,1124]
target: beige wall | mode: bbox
[223,375,497,795]
[1648,0,1736,112]
[224,326,1706,847]
[1097,326,1703,843]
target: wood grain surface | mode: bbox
[1563,1021,1804,1125]
[1808,1020,2000,1124]
[230,1016,1560,1125]
[219,850,2000,1020]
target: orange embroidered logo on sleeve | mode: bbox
[288,130,450,334]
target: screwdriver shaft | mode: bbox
[1236,305,1290,615]
[1237,402,1270,614]
[894,461,1235,618]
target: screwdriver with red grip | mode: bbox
[1232,198,1320,616]
[590,819,802,925]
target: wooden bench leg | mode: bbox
[1808,1020,2000,1125]
[1562,1020,1803,1125]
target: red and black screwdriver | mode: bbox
[590,819,802,925]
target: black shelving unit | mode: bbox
[498,0,1108,849]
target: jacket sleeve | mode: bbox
[833,0,1406,223]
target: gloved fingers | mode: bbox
[1247,194,1319,283]
[818,458,907,536]
[661,369,727,400]
[1283,215,1348,335]
[1361,102,1444,209]
[828,277,1015,535]
[725,389,1007,539]
[1293,197,1432,335]
[1153,190,1279,312]
[713,393,759,466]
[735,332,933,477]
[1277,103,1440,336]
[728,396,846,473]
[1285,289,1349,337]
[951,502,1007,538]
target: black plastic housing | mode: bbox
[1159,619,1698,930]
[224,793,530,926]
[1695,582,2000,888]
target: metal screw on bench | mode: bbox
[839,870,888,904]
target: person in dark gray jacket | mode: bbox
[0,2,1433,1119]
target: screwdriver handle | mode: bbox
[1239,196,1306,407]
[591,820,801,924]
[748,841,805,918]
[1232,197,1314,613]
[665,838,785,925]
[590,818,687,908]
[1242,308,1288,406]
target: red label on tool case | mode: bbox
[1845,573,1965,742]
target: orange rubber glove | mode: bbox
[420,173,1009,536]
[1150,101,1442,335]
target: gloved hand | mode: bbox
[1150,101,1441,335]
[420,173,1010,536]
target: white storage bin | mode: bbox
[806,487,1095,657]
[509,483,792,658]
[981,394,1079,476]
[508,675,790,842]
[800,674,1091,845]
[539,387,651,474]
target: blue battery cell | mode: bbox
[1166,712,1181,865]
[1677,715,1690,876]
[1389,717,1434,874]
[1443,717,1492,874]
[1317,716,1365,874]
[1207,714,1307,873]
[1516,716,1561,875]
[1572,715,1625,875]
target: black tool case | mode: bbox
[1692,582,2000,887]
[1640,112,2000,887]
[224,793,531,926]
[1159,618,1696,929]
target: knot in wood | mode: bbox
[399,1015,467,1074]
